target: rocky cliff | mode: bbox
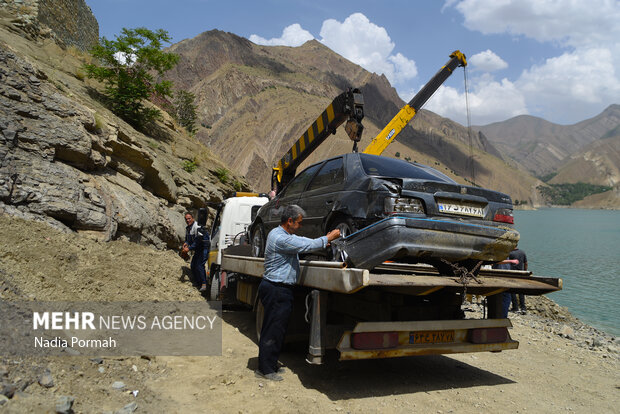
[0,0,98,50]
[0,11,243,248]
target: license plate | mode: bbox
[410,330,455,344]
[437,202,484,217]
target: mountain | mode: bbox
[548,134,620,208]
[551,134,620,187]
[475,105,620,176]
[165,30,541,204]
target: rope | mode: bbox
[463,66,476,186]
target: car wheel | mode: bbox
[328,217,354,263]
[251,224,266,257]
[209,270,220,301]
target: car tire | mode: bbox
[251,223,266,258]
[328,217,354,263]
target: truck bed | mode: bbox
[221,254,562,296]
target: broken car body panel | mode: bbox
[336,216,520,269]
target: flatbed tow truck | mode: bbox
[212,51,562,364]
[220,252,562,363]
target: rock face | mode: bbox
[0,0,98,51]
[0,27,240,248]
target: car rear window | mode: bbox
[307,157,344,191]
[360,154,455,182]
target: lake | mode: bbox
[514,208,620,337]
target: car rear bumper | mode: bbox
[341,216,520,269]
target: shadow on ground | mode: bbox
[223,308,514,400]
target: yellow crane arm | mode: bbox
[272,88,364,193]
[363,50,467,156]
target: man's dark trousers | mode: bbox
[258,279,294,375]
[191,248,208,286]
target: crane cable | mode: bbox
[463,65,476,187]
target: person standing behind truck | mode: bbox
[182,212,210,292]
[509,248,528,314]
[255,205,340,381]
[492,258,520,318]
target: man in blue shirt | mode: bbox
[256,205,340,381]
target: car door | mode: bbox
[264,163,323,233]
[297,157,345,238]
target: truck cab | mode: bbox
[208,193,269,274]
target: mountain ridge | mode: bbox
[164,30,547,205]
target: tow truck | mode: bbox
[212,51,562,363]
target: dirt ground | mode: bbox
[0,213,618,413]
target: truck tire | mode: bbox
[251,224,266,258]
[209,270,220,301]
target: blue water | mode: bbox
[513,209,620,337]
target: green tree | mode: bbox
[84,27,179,127]
[174,90,198,135]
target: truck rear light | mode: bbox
[351,332,399,350]
[493,208,514,224]
[384,197,425,214]
[469,327,509,344]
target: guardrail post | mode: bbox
[306,289,327,364]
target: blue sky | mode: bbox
[86,0,619,126]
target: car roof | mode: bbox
[357,153,456,183]
[296,152,456,184]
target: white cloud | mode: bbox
[425,75,528,125]
[447,0,620,124]
[452,0,620,48]
[114,51,136,66]
[516,48,620,120]
[469,50,508,72]
[319,13,417,86]
[249,23,314,47]
[248,14,418,86]
[388,53,418,83]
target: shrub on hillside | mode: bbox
[84,27,179,127]
[174,90,198,135]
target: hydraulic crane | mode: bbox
[271,88,364,194]
[363,50,467,155]
[271,51,467,193]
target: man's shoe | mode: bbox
[199,284,207,292]
[255,370,283,381]
[276,367,287,374]
[520,309,527,315]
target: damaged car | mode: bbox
[249,153,519,272]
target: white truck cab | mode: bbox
[208,192,269,273]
